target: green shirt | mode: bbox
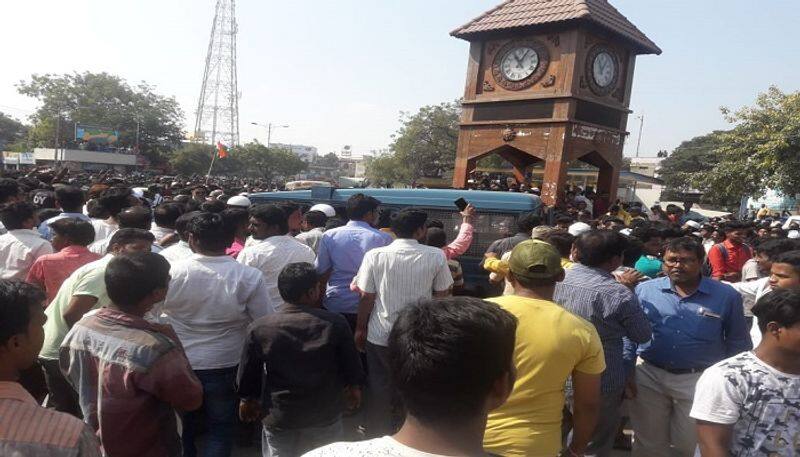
[40,255,113,360]
[635,254,663,279]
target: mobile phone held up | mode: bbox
[454,197,468,212]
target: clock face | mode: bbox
[500,47,540,82]
[491,39,550,91]
[592,52,616,87]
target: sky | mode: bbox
[1,0,799,159]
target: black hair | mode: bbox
[277,263,319,304]
[664,237,705,261]
[425,227,447,248]
[250,204,289,235]
[303,210,328,229]
[622,236,644,268]
[187,212,234,252]
[98,187,133,217]
[391,209,428,238]
[174,211,201,242]
[346,193,381,220]
[516,212,541,233]
[153,203,185,229]
[118,206,153,230]
[376,208,394,229]
[221,207,249,233]
[723,221,751,233]
[752,288,800,334]
[325,217,345,231]
[200,199,226,214]
[0,178,20,204]
[49,219,95,246]
[54,186,85,212]
[0,202,35,230]
[573,230,629,267]
[555,215,574,225]
[36,208,61,224]
[0,280,46,346]
[425,220,445,230]
[86,199,108,219]
[388,297,517,425]
[107,228,155,253]
[773,250,800,271]
[631,226,663,243]
[105,252,170,309]
[602,217,625,227]
[277,202,300,218]
[755,239,800,261]
[540,230,574,258]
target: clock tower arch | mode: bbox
[451,0,660,206]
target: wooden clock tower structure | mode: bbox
[451,0,660,206]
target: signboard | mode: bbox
[1,151,36,166]
[75,125,119,144]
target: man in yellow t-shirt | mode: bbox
[484,239,606,457]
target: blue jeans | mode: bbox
[181,367,238,457]
[263,420,343,457]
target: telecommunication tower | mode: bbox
[193,0,240,147]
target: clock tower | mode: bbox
[451,0,660,207]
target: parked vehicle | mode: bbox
[249,187,543,296]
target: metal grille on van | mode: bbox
[421,209,517,258]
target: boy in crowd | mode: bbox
[691,288,800,456]
[295,210,328,254]
[60,252,202,457]
[38,185,90,240]
[0,202,53,280]
[237,263,363,456]
[0,279,101,456]
[26,219,100,304]
[39,228,155,416]
[304,296,517,457]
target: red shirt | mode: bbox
[26,245,101,304]
[707,239,752,280]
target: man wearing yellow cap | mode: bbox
[484,240,606,457]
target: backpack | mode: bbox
[701,243,752,277]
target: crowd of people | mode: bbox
[0,167,799,457]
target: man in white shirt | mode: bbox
[150,202,183,247]
[690,288,800,456]
[238,205,315,309]
[156,212,274,457]
[353,208,454,438]
[0,178,23,235]
[159,211,199,264]
[728,249,800,346]
[295,210,327,254]
[0,202,53,280]
[89,207,162,255]
[303,297,516,457]
[89,188,134,241]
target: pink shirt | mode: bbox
[26,245,101,304]
[226,238,245,259]
[442,222,474,260]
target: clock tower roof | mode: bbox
[452,0,661,55]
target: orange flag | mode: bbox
[216,142,228,159]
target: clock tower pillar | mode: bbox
[451,0,660,207]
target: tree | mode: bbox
[368,101,460,186]
[365,154,409,187]
[314,152,340,168]
[0,112,28,150]
[170,143,214,175]
[16,72,185,164]
[235,141,307,182]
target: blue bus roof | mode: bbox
[249,188,542,213]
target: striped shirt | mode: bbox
[60,308,203,457]
[354,238,453,346]
[0,381,101,457]
[554,264,652,394]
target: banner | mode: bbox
[75,125,119,144]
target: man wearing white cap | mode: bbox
[309,204,336,218]
[226,195,251,208]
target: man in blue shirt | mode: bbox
[38,186,90,240]
[628,237,752,457]
[315,194,392,330]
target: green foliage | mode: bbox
[233,141,307,182]
[16,72,185,164]
[368,101,460,186]
[314,152,340,168]
[170,143,214,175]
[659,87,800,209]
[0,112,28,149]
